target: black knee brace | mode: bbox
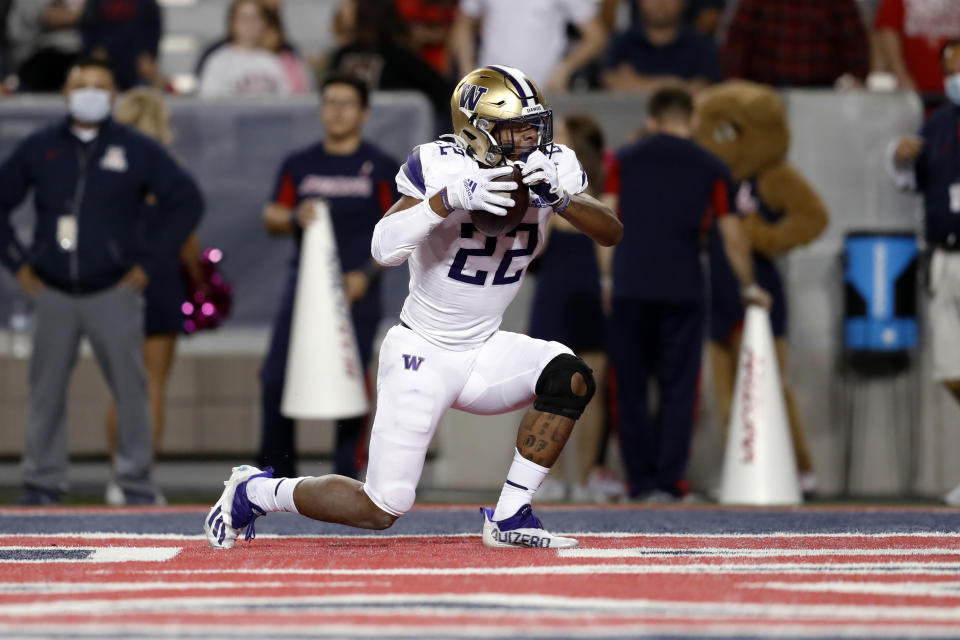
[533,354,597,419]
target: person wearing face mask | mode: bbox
[0,57,204,505]
[888,38,960,506]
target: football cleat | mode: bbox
[204,465,273,549]
[480,504,578,549]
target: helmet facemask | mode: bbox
[464,108,554,166]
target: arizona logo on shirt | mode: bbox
[100,145,128,172]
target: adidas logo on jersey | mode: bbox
[402,355,424,371]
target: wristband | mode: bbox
[740,282,761,298]
[439,187,456,214]
[553,193,572,213]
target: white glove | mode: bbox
[442,165,517,216]
[521,149,569,210]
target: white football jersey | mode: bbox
[394,139,588,350]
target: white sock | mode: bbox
[245,476,305,514]
[493,449,550,520]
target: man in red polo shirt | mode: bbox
[873,0,960,99]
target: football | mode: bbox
[470,164,529,237]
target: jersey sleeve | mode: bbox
[550,144,589,196]
[396,141,473,199]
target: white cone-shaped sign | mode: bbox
[719,306,801,505]
[281,201,369,420]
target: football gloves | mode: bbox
[443,165,517,216]
[521,150,570,211]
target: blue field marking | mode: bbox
[1,507,959,536]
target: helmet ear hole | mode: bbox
[462,123,503,167]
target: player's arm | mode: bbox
[522,149,622,247]
[717,208,771,309]
[556,192,622,247]
[371,165,517,266]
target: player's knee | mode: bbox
[368,507,399,531]
[533,354,596,420]
[383,485,416,515]
[364,482,416,526]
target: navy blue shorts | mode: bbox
[528,232,605,353]
[144,261,186,335]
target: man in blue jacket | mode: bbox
[890,38,960,506]
[603,88,768,502]
[0,57,203,505]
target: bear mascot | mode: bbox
[694,80,828,491]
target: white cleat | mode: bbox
[203,465,272,549]
[480,505,578,549]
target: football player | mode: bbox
[205,65,622,550]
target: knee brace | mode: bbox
[533,354,596,419]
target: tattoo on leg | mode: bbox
[515,408,576,468]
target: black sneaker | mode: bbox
[17,485,62,506]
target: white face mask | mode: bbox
[945,73,960,105]
[68,87,112,124]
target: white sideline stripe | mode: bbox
[2,531,960,540]
[0,547,180,563]
[4,624,960,640]
[744,580,960,598]
[3,591,960,622]
[146,562,960,576]
[0,581,367,594]
[559,547,960,559]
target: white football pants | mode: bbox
[363,324,570,516]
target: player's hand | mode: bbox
[16,265,45,298]
[741,283,772,309]
[296,200,321,227]
[521,149,569,210]
[443,165,516,216]
[894,135,923,166]
[343,270,368,305]
[119,264,149,292]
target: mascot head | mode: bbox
[694,80,789,182]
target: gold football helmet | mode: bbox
[450,65,553,167]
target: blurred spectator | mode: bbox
[80,0,162,91]
[6,0,83,92]
[103,87,204,506]
[602,0,720,93]
[528,113,623,503]
[873,0,960,100]
[0,58,202,505]
[600,88,765,502]
[628,0,728,37]
[450,0,608,91]
[1,0,13,77]
[395,0,458,75]
[195,0,312,95]
[260,2,313,92]
[258,73,399,480]
[328,0,451,116]
[887,38,960,505]
[685,0,725,36]
[197,0,300,97]
[721,0,869,88]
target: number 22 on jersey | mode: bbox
[448,222,538,286]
